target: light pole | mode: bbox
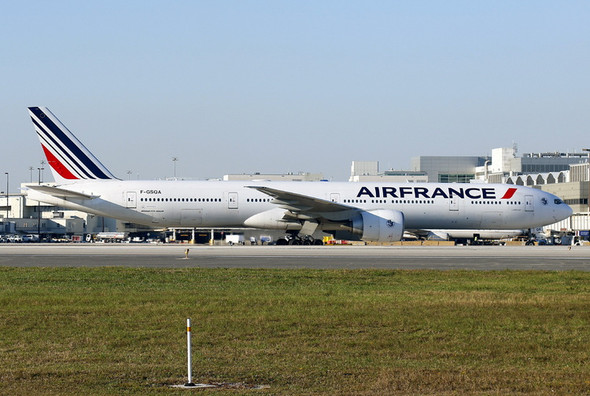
[4,172,8,220]
[40,160,46,183]
[172,157,178,179]
[583,148,590,213]
[37,167,44,237]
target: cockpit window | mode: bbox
[554,199,563,205]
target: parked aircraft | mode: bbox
[25,107,573,244]
[422,229,525,241]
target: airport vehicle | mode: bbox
[5,234,23,243]
[25,107,573,244]
[22,234,40,242]
[225,234,245,245]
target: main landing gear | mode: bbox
[275,233,323,245]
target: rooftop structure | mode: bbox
[223,172,324,182]
[349,161,427,182]
[411,155,489,183]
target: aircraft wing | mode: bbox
[246,186,352,214]
[26,185,98,199]
[246,186,405,241]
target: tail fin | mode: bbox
[28,107,118,182]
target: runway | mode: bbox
[1,244,589,270]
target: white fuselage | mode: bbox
[27,180,573,232]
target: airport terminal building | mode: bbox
[350,147,590,234]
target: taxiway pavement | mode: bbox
[0,244,589,270]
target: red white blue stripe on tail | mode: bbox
[28,107,118,182]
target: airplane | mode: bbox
[419,229,526,244]
[25,106,573,245]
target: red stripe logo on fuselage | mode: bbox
[501,188,517,199]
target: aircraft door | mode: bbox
[330,193,340,203]
[525,195,534,212]
[125,192,137,208]
[228,192,238,209]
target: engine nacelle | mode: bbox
[350,209,405,242]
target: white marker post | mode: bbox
[185,318,196,387]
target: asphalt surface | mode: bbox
[1,244,589,270]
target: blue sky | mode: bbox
[1,1,589,190]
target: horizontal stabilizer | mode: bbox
[26,184,98,199]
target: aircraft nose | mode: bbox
[555,202,573,222]
[564,203,573,218]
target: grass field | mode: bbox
[0,267,589,395]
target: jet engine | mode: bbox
[349,209,405,242]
